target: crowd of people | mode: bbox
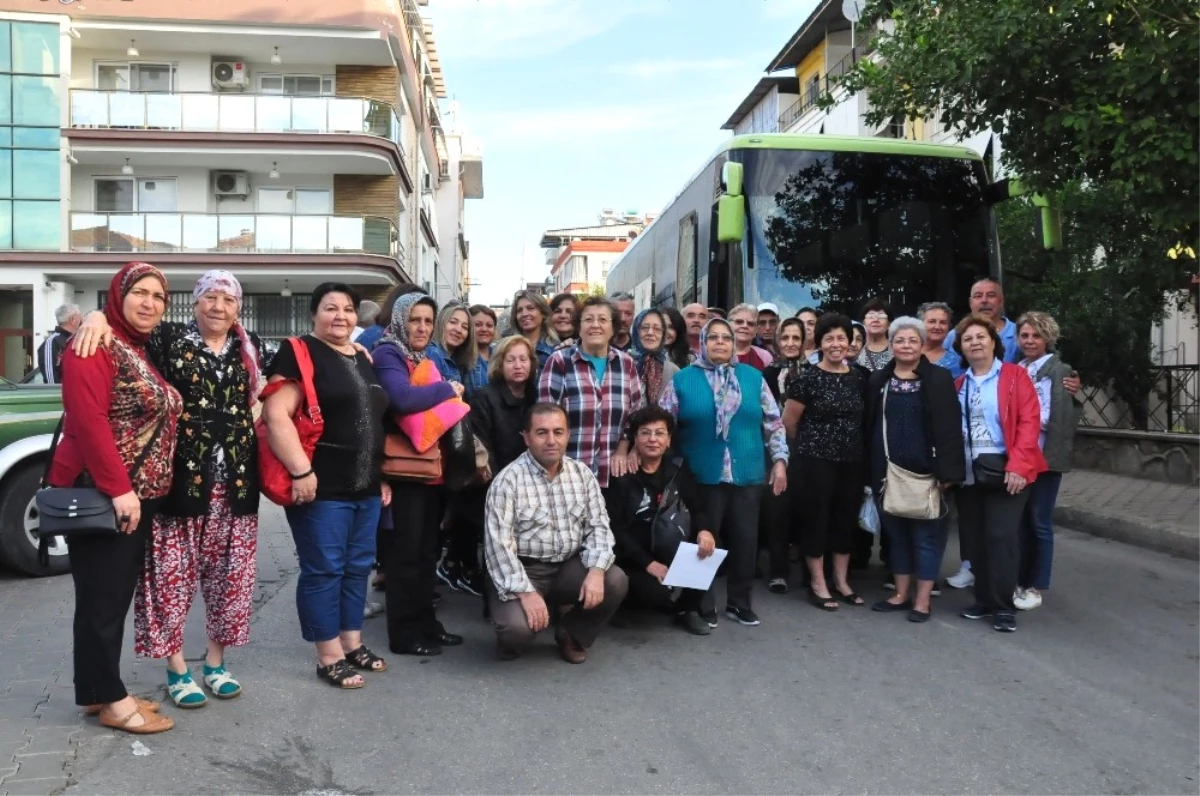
[49,263,1083,735]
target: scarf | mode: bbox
[695,319,743,440]
[380,292,436,364]
[105,261,167,346]
[629,309,667,403]
[192,270,263,407]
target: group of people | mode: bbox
[48,262,1082,737]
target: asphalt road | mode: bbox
[57,508,1200,795]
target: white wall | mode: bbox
[733,88,786,136]
[68,167,333,214]
[69,48,336,94]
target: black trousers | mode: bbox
[446,486,486,571]
[762,461,798,579]
[621,560,704,614]
[794,456,861,559]
[956,484,1029,613]
[707,484,762,611]
[386,482,447,649]
[69,498,161,706]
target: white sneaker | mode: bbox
[1014,589,1042,611]
[363,600,385,619]
[946,564,974,589]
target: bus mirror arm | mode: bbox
[986,178,1063,251]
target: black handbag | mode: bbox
[35,412,165,565]
[650,462,693,563]
[963,379,1008,488]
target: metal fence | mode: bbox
[101,292,314,343]
[1079,364,1200,434]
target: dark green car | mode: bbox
[0,375,65,576]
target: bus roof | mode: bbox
[720,133,983,162]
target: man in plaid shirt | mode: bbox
[484,403,629,663]
[537,296,645,490]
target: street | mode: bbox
[2,506,1197,796]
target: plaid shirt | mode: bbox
[537,345,644,488]
[484,451,616,601]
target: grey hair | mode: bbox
[888,315,927,344]
[357,299,381,327]
[609,291,635,303]
[727,302,758,320]
[917,301,953,321]
[54,303,80,325]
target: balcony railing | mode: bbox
[777,40,876,132]
[69,89,404,153]
[69,212,399,258]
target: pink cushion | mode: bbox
[397,358,469,453]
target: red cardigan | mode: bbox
[955,362,1048,484]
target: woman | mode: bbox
[796,307,820,364]
[538,296,644,489]
[507,290,558,367]
[629,308,679,405]
[49,261,182,734]
[763,318,807,405]
[467,305,497,393]
[549,292,579,346]
[918,302,964,377]
[660,306,692,370]
[659,319,789,627]
[951,313,1047,632]
[357,283,427,352]
[426,302,476,388]
[864,317,966,622]
[373,293,466,657]
[857,298,894,372]
[1014,311,1081,611]
[761,317,807,593]
[472,335,537,478]
[782,313,868,611]
[264,282,392,688]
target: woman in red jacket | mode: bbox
[951,313,1047,633]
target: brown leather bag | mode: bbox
[382,432,442,482]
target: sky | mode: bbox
[428,0,820,306]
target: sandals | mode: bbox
[316,659,365,689]
[166,670,208,709]
[202,664,242,699]
[345,645,388,672]
[834,588,865,606]
[99,706,175,735]
[83,696,159,717]
[807,587,839,612]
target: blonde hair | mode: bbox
[433,302,478,373]
[1015,311,1061,350]
[506,290,559,344]
[488,335,537,385]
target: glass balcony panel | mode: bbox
[108,92,145,127]
[106,214,145,252]
[256,216,292,251]
[328,216,363,253]
[182,213,218,251]
[362,217,393,256]
[255,95,292,132]
[145,93,182,129]
[328,98,366,134]
[181,93,219,130]
[217,95,256,132]
[143,213,182,251]
[217,215,256,251]
[290,97,327,132]
[292,216,329,252]
[70,212,107,251]
[71,90,109,127]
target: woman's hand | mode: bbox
[352,341,373,363]
[477,463,493,483]
[696,530,716,558]
[72,311,112,358]
[769,460,788,496]
[112,491,141,534]
[1004,471,1028,495]
[381,482,392,507]
[646,561,669,582]
[291,472,317,505]
[449,381,466,398]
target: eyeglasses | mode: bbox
[707,333,735,343]
[636,429,670,439]
[864,312,889,321]
[730,318,754,326]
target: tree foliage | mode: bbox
[834,0,1199,249]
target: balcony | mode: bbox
[69,212,399,258]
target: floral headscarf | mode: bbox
[380,291,437,364]
[694,318,742,440]
[192,270,264,407]
[105,261,167,346]
[629,308,668,403]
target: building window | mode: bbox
[806,75,820,106]
[0,21,59,250]
[95,62,175,92]
[258,74,334,96]
[256,187,331,214]
[95,178,178,213]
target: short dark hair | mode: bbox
[779,316,806,346]
[860,297,892,320]
[813,312,854,347]
[469,304,497,324]
[523,401,568,432]
[377,283,427,327]
[795,306,821,319]
[627,404,675,438]
[310,282,360,315]
[549,293,578,314]
[951,313,1006,360]
[578,295,616,321]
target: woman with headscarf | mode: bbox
[49,262,182,734]
[73,270,276,709]
[658,319,789,628]
[629,308,679,405]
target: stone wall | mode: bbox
[1071,428,1199,485]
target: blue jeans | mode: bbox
[285,497,381,643]
[880,510,947,582]
[1019,471,1063,590]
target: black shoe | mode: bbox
[725,605,760,627]
[455,570,484,598]
[436,563,462,592]
[698,610,719,629]
[871,598,912,613]
[391,641,443,657]
[768,577,788,595]
[674,611,712,636]
[961,603,990,620]
[908,608,931,623]
[428,631,463,647]
[993,613,1017,632]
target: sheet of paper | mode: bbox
[662,542,728,590]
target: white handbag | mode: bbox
[879,382,945,520]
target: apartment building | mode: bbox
[541,210,653,297]
[0,0,482,379]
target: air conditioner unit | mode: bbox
[213,171,250,198]
[211,60,248,90]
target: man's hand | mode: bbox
[72,311,112,357]
[579,567,606,610]
[696,530,716,558]
[646,561,669,582]
[769,460,788,496]
[518,591,550,632]
[1063,372,1081,396]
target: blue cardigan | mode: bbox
[672,365,768,486]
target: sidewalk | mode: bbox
[1055,470,1199,559]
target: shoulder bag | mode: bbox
[255,338,324,506]
[878,380,945,520]
[650,462,693,563]
[382,424,443,482]
[963,377,1008,488]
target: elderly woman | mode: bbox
[659,319,788,627]
[538,296,644,489]
[373,293,466,657]
[50,262,181,734]
[74,271,275,708]
[864,317,965,622]
[918,302,964,377]
[857,298,894,372]
[508,290,558,367]
[466,305,498,394]
[630,308,679,405]
[549,292,579,346]
[1014,312,1082,611]
[265,282,392,688]
[951,313,1047,632]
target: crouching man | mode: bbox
[483,402,628,663]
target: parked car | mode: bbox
[0,376,64,576]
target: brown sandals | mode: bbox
[98,705,175,734]
[83,696,160,717]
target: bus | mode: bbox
[607,133,1012,319]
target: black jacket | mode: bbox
[468,382,533,475]
[863,356,966,485]
[604,458,712,571]
[38,326,70,384]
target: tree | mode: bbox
[832,0,1199,251]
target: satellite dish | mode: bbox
[842,0,863,22]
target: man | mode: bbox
[706,306,726,321]
[605,406,716,636]
[609,292,636,351]
[727,303,773,371]
[351,299,380,343]
[484,403,629,663]
[38,303,81,384]
[682,302,708,360]
[756,302,781,357]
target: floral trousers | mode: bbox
[134,483,258,658]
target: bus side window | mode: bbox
[677,212,697,305]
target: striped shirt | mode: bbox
[484,451,616,601]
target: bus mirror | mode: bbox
[716,195,744,243]
[1035,204,1063,250]
[722,162,744,197]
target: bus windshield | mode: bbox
[740,148,994,318]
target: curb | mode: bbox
[1054,504,1199,560]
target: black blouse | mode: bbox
[786,365,866,463]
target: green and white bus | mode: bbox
[607,133,1027,318]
